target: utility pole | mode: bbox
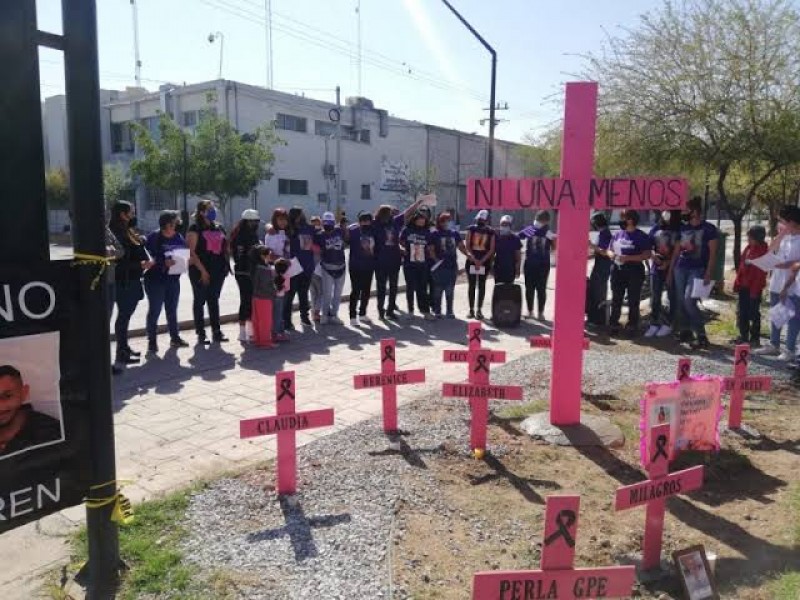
[208,32,224,80]
[356,1,363,96]
[182,132,189,233]
[324,135,332,211]
[335,85,343,218]
[439,0,497,178]
[130,0,141,87]
[264,0,274,88]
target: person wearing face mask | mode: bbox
[429,212,469,318]
[309,215,324,322]
[493,215,522,284]
[284,207,315,331]
[519,210,556,321]
[586,212,612,327]
[187,199,230,344]
[108,201,152,374]
[755,205,800,361]
[400,210,435,320]
[645,210,682,338]
[669,196,719,349]
[466,210,496,319]
[314,212,347,324]
[347,211,378,326]
[608,209,652,336]
[230,209,263,342]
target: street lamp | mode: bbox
[208,31,225,80]
[439,0,497,179]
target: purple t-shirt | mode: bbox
[400,225,431,267]
[596,228,612,251]
[494,230,522,280]
[375,214,405,270]
[649,225,678,272]
[676,221,719,271]
[611,229,650,263]
[520,224,552,266]
[466,224,495,262]
[313,228,346,277]
[144,231,187,281]
[290,224,317,275]
[348,224,378,271]
[429,228,462,270]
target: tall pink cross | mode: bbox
[468,82,688,426]
[615,424,704,570]
[723,344,772,429]
[353,338,426,433]
[442,348,523,451]
[473,495,636,598]
[239,371,334,495]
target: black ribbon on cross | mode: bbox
[544,509,576,548]
[679,362,690,381]
[469,328,482,345]
[735,348,749,367]
[473,354,490,374]
[382,345,395,364]
[278,378,295,401]
[652,434,669,463]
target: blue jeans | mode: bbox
[320,270,345,318]
[404,264,430,313]
[272,295,285,335]
[432,266,457,316]
[769,292,800,354]
[674,266,706,337]
[145,276,181,341]
[114,279,143,358]
[650,268,676,326]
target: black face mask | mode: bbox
[248,221,259,230]
[681,213,692,223]
[360,223,371,231]
[128,216,138,229]
[323,224,334,231]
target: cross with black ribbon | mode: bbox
[651,434,669,463]
[278,378,295,401]
[382,345,395,364]
[543,509,576,548]
[735,348,749,366]
[469,327,482,345]
[473,354,490,374]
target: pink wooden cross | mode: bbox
[443,321,507,382]
[353,338,426,433]
[442,349,523,451]
[468,82,688,427]
[473,495,636,599]
[240,371,334,495]
[722,344,772,429]
[530,334,590,351]
[615,424,704,571]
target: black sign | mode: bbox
[0,262,91,533]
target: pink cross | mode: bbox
[530,334,590,351]
[468,82,688,426]
[443,321,507,378]
[442,349,523,451]
[615,424,704,570]
[353,338,426,433]
[473,495,636,598]
[723,344,772,429]
[239,371,334,496]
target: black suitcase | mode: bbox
[492,283,522,328]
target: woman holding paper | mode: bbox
[144,210,189,353]
[284,207,316,331]
[400,210,435,320]
[429,211,468,318]
[465,210,496,320]
[608,209,652,335]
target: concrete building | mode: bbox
[44,80,527,231]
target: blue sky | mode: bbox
[37,0,665,142]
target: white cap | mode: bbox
[241,209,260,220]
[500,214,513,225]
[322,211,336,223]
[476,209,489,221]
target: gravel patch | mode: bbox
[183,339,793,598]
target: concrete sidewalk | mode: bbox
[1,277,562,599]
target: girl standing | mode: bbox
[400,210,434,320]
[465,210,496,319]
[249,244,276,347]
[285,207,315,330]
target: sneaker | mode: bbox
[350,318,359,327]
[754,345,779,356]
[526,310,534,320]
[125,347,142,358]
[678,330,694,343]
[360,315,372,324]
[170,337,189,348]
[386,311,398,321]
[435,313,444,319]
[146,340,158,355]
[330,316,344,325]
[690,336,710,350]
[424,313,436,321]
[446,313,456,319]
[537,312,545,321]
[467,310,475,320]
[238,328,248,342]
[656,325,673,337]
[212,333,229,343]
[274,333,290,342]
[476,310,485,320]
[197,332,210,345]
[644,325,659,338]
[111,362,124,376]
[301,316,312,326]
[778,351,796,362]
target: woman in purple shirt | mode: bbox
[608,209,652,335]
[465,210,496,319]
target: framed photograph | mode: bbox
[672,545,719,600]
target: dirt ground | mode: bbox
[392,340,799,599]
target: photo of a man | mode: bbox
[0,365,62,458]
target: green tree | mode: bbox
[103,163,134,207]
[405,166,438,204]
[44,168,70,210]
[585,0,800,267]
[130,113,192,206]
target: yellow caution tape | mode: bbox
[72,252,112,291]
[84,479,135,525]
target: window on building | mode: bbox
[278,179,308,196]
[182,110,198,127]
[276,113,307,133]
[314,120,336,137]
[146,188,174,211]
[317,192,329,204]
[361,184,371,200]
[140,116,161,141]
[360,129,371,144]
[111,121,134,153]
[341,126,371,144]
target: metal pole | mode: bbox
[182,132,189,233]
[264,0,273,88]
[335,85,342,218]
[130,0,141,87]
[219,33,224,80]
[324,136,332,211]
[439,0,496,178]
[356,0,363,96]
[62,0,120,597]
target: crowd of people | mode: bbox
[103,195,800,373]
